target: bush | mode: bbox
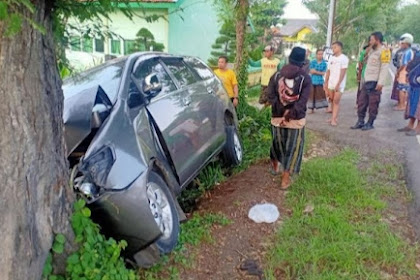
[43,200,136,280]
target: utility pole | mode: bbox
[326,0,336,47]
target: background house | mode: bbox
[66,0,221,70]
[276,19,318,54]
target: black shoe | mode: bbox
[351,121,365,129]
[361,123,374,131]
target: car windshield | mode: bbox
[63,59,126,102]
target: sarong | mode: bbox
[270,126,305,174]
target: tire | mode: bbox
[146,172,180,254]
[222,125,243,167]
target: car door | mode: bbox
[183,57,227,158]
[133,57,196,185]
[157,57,220,185]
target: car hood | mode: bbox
[63,85,111,156]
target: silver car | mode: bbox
[63,52,242,265]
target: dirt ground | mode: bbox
[175,136,342,280]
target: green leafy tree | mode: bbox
[249,0,286,43]
[389,1,420,43]
[208,21,236,66]
[303,0,399,55]
[134,27,165,53]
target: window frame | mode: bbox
[160,57,200,89]
[184,57,215,81]
[132,57,178,97]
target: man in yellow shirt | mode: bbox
[214,56,239,107]
[249,45,282,105]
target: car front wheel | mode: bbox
[222,125,243,167]
[146,172,180,254]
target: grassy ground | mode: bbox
[265,149,419,279]
[346,61,358,90]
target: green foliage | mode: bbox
[346,61,358,90]
[303,0,399,55]
[0,1,45,36]
[236,35,251,119]
[43,199,136,280]
[249,0,287,42]
[265,150,419,279]
[134,27,165,53]
[389,2,420,42]
[208,21,237,66]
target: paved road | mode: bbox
[305,86,420,239]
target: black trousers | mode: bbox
[357,85,381,122]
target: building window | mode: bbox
[124,40,138,55]
[111,39,121,55]
[69,36,81,51]
[82,37,93,53]
[95,38,104,53]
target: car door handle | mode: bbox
[184,97,192,106]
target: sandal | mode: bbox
[397,126,412,132]
[406,130,420,136]
[393,107,405,111]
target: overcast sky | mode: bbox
[283,0,419,20]
[283,0,318,19]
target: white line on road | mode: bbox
[417,135,420,146]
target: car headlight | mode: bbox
[80,146,115,187]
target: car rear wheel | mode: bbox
[222,125,243,167]
[146,172,179,254]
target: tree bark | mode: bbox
[234,0,249,72]
[0,2,73,279]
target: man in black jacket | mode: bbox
[267,47,312,189]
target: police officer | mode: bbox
[351,32,391,131]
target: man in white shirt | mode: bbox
[324,41,349,126]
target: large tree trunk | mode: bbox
[0,2,73,279]
[234,0,249,72]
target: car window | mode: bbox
[161,58,198,88]
[184,57,214,80]
[63,60,125,102]
[133,58,176,95]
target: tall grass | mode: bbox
[265,150,419,279]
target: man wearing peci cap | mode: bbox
[267,47,311,189]
[249,45,281,105]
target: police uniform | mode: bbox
[353,45,391,130]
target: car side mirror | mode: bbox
[127,92,143,108]
[142,73,162,96]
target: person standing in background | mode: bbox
[249,45,281,106]
[357,41,372,107]
[393,33,415,111]
[308,49,328,113]
[214,56,239,107]
[324,41,349,126]
[351,32,390,131]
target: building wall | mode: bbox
[283,27,313,42]
[168,0,221,63]
[66,9,168,70]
